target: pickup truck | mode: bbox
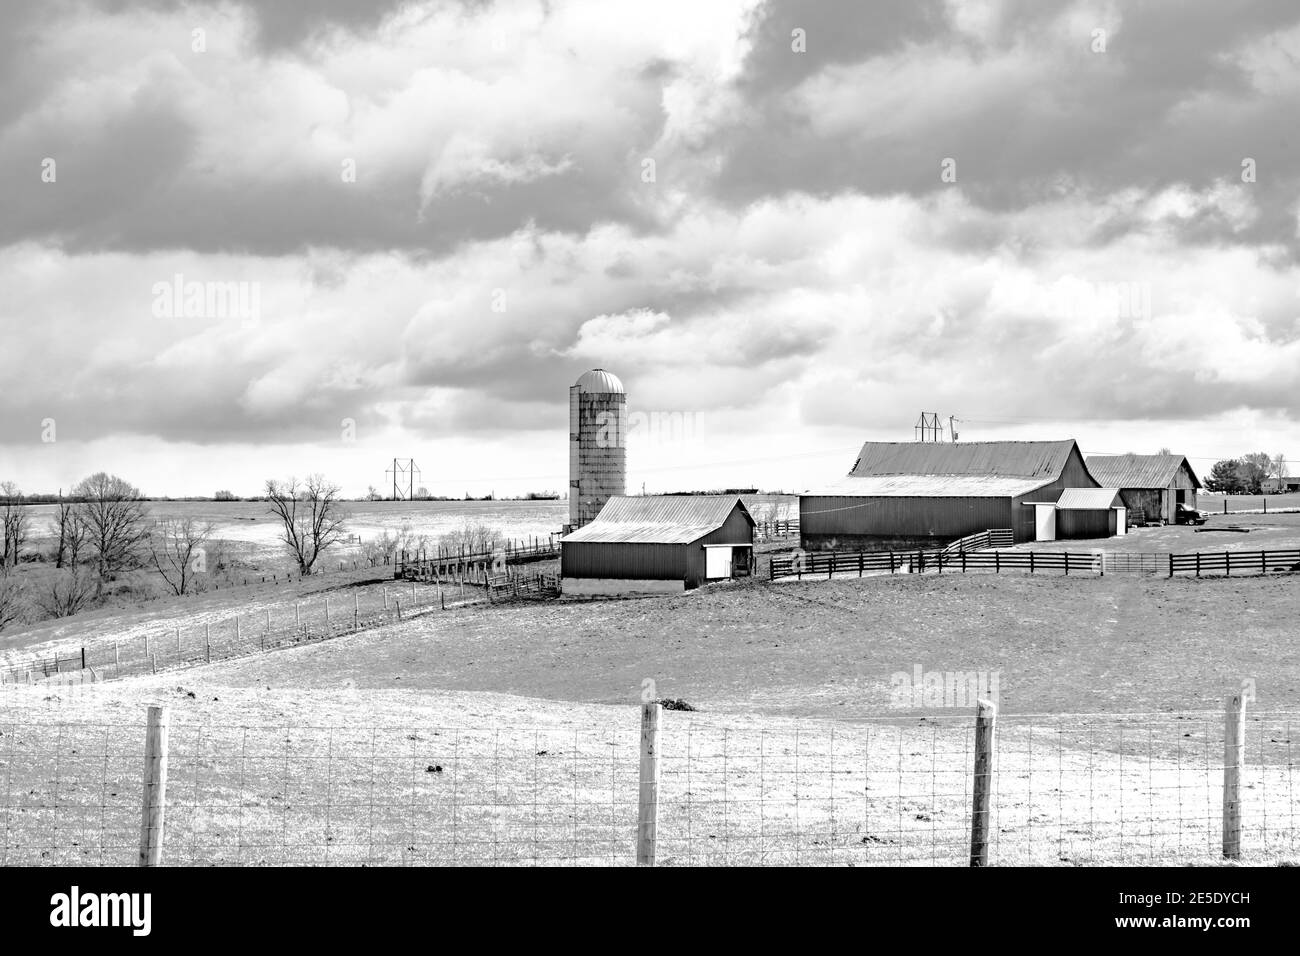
[1175,503,1209,525]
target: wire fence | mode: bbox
[1,702,1294,866]
[0,568,559,686]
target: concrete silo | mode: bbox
[569,369,627,529]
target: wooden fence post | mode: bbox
[205,624,210,663]
[139,705,170,867]
[970,699,997,867]
[637,702,662,866]
[1223,691,1246,859]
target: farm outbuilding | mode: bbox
[1084,454,1202,524]
[1022,487,1126,540]
[800,440,1107,550]
[1262,476,1300,494]
[560,495,755,595]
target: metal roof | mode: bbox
[572,368,625,394]
[1049,488,1124,510]
[804,474,1055,498]
[1084,454,1202,489]
[849,440,1081,479]
[561,495,752,545]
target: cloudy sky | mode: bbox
[2,0,1299,498]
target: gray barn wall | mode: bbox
[800,495,1015,551]
[1056,509,1117,539]
[561,541,685,581]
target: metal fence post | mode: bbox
[139,705,170,866]
[970,699,997,867]
[1223,691,1246,859]
[637,702,662,866]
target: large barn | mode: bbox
[800,440,1111,550]
[560,495,755,595]
[1084,454,1202,524]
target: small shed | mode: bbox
[560,495,755,595]
[1023,488,1125,540]
[1084,455,1202,524]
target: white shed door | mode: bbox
[706,547,732,579]
[1035,505,1056,542]
[1114,507,1127,536]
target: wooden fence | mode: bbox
[771,529,1013,581]
[396,535,559,580]
[771,543,1300,582]
[754,519,799,541]
[1168,548,1300,577]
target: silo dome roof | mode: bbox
[573,368,625,394]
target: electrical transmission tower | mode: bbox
[385,458,421,501]
[915,412,941,442]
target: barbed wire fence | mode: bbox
[1,698,1294,867]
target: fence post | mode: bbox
[205,624,210,663]
[81,646,86,670]
[139,705,170,867]
[970,699,997,867]
[637,702,662,866]
[114,642,119,666]
[354,591,359,629]
[1222,691,1246,859]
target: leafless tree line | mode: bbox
[0,471,356,633]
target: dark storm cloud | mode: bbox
[715,0,1300,250]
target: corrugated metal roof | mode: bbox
[804,475,1055,498]
[1085,454,1202,489]
[561,495,752,544]
[1050,488,1123,510]
[849,440,1080,479]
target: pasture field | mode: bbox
[1198,493,1300,515]
[121,569,1300,720]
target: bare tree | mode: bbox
[1,481,29,569]
[0,568,24,632]
[71,472,150,585]
[148,517,216,595]
[438,520,501,555]
[265,474,350,574]
[52,490,90,569]
[35,569,97,618]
